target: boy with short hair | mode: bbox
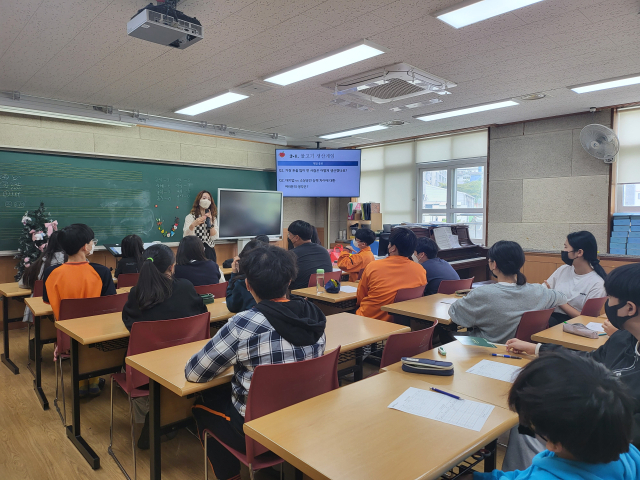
[414,237,460,295]
[337,228,376,281]
[185,245,327,480]
[464,352,640,479]
[43,223,116,395]
[356,227,426,321]
[287,219,332,291]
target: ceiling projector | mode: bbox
[127,1,203,49]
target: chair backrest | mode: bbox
[245,347,341,461]
[56,293,130,354]
[117,273,139,288]
[194,282,228,298]
[127,312,211,390]
[515,308,554,342]
[33,280,43,298]
[380,322,438,369]
[581,297,607,317]
[307,271,342,288]
[437,277,474,295]
[393,285,427,304]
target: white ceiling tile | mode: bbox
[0,0,42,59]
[234,0,326,27]
[301,0,397,27]
[579,0,639,23]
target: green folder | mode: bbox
[454,336,498,348]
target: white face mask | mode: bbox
[412,253,419,263]
[88,244,94,256]
[199,198,211,209]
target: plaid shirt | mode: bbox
[184,307,326,417]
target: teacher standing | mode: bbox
[183,190,219,262]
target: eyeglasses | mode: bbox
[518,424,548,442]
[91,239,98,246]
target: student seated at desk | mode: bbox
[337,228,376,281]
[114,234,143,278]
[448,240,566,344]
[545,231,606,327]
[185,245,326,480]
[174,236,221,286]
[122,244,207,331]
[356,227,426,322]
[43,223,116,396]
[414,237,460,295]
[462,352,640,480]
[504,263,640,470]
[225,240,265,313]
[287,220,332,291]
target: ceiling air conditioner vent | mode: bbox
[323,63,456,104]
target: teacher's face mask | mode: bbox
[199,198,211,209]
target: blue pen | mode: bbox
[492,353,522,359]
[430,387,461,400]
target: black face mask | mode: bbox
[561,250,573,266]
[491,270,498,279]
[605,299,634,330]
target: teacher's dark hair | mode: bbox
[190,190,217,218]
[488,240,527,285]
[136,244,175,310]
[508,352,633,464]
[567,231,607,280]
[121,234,143,263]
[22,231,68,288]
[176,236,207,265]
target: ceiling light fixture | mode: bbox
[434,0,545,29]
[0,105,133,127]
[414,100,518,122]
[175,91,248,116]
[319,124,388,140]
[570,74,640,94]
[264,40,386,86]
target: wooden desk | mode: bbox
[531,315,607,352]
[382,341,532,409]
[291,282,359,316]
[125,313,409,480]
[244,371,518,480]
[221,267,232,278]
[380,293,456,325]
[0,282,32,374]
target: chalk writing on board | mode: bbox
[175,179,192,199]
[156,178,171,201]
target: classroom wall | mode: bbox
[487,110,612,251]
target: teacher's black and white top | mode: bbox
[183,213,219,248]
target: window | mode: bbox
[418,158,487,243]
[614,107,640,212]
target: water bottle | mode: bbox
[316,268,325,295]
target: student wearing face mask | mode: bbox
[503,262,640,470]
[448,241,567,344]
[337,228,376,282]
[544,231,607,327]
[414,237,460,295]
[184,190,219,262]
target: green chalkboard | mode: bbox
[0,150,276,250]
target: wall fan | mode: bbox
[579,124,619,164]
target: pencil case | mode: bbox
[562,323,598,339]
[200,293,215,305]
[401,357,454,376]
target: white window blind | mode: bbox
[617,107,640,184]
[416,130,487,163]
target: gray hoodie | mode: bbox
[448,282,567,344]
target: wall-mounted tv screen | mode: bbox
[217,189,283,240]
[276,149,361,197]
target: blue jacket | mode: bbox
[475,446,640,480]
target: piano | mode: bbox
[379,224,490,282]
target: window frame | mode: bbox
[416,156,487,244]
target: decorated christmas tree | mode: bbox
[14,202,56,281]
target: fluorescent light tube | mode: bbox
[264,41,386,86]
[571,75,640,94]
[176,92,248,116]
[0,105,133,127]
[319,124,388,140]
[415,100,518,122]
[436,0,544,29]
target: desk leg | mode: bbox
[32,314,48,410]
[484,440,497,472]
[66,338,100,469]
[1,295,19,374]
[354,346,364,382]
[149,379,162,480]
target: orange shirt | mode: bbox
[356,255,427,322]
[43,262,115,320]
[337,246,375,282]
